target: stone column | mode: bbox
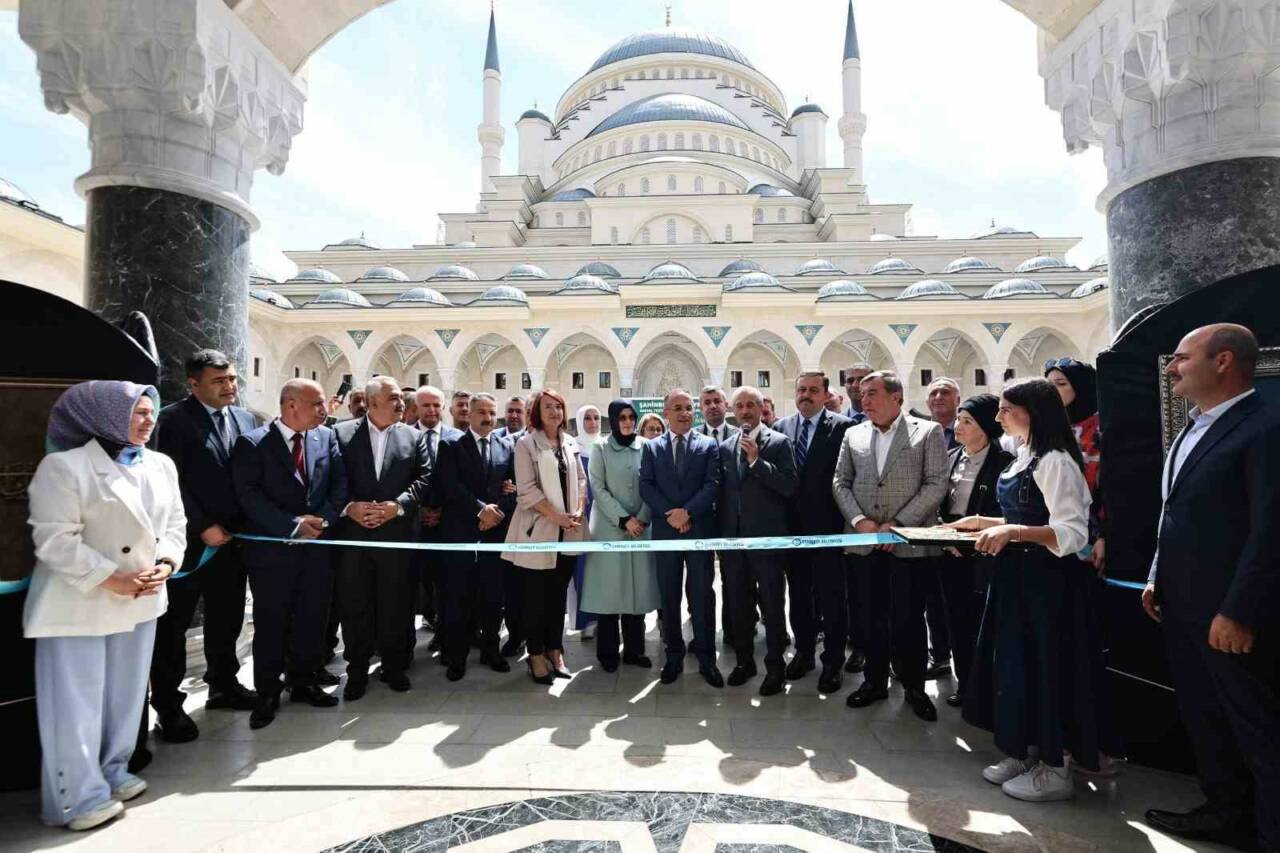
[19,0,305,404]
[1039,0,1280,326]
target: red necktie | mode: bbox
[291,432,306,483]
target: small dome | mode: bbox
[1089,255,1109,271]
[289,267,343,284]
[973,223,1037,239]
[553,274,620,295]
[944,256,998,274]
[869,233,899,242]
[748,184,794,197]
[719,258,764,277]
[474,284,529,305]
[356,266,409,283]
[323,235,378,250]
[547,188,596,202]
[503,263,550,280]
[640,261,700,283]
[588,30,755,74]
[868,257,922,275]
[389,286,452,307]
[0,177,36,206]
[1015,255,1071,273]
[250,288,294,309]
[428,264,479,281]
[795,258,846,276]
[587,92,750,137]
[984,278,1050,299]
[790,102,826,118]
[519,108,552,123]
[724,272,792,293]
[897,279,962,300]
[304,287,373,308]
[248,262,277,285]
[816,279,872,301]
[576,261,621,278]
[1071,277,1109,298]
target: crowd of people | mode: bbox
[20,324,1277,852]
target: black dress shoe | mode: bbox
[727,662,758,686]
[426,635,442,653]
[500,637,524,658]
[599,659,619,673]
[206,682,258,711]
[925,658,952,680]
[843,651,866,674]
[817,664,843,694]
[904,688,938,721]
[946,693,962,707]
[784,654,815,681]
[343,676,368,701]
[660,661,683,684]
[446,665,465,682]
[622,654,652,668]
[249,694,280,730]
[846,684,889,708]
[314,668,340,687]
[699,664,725,688]
[155,709,199,743]
[480,651,511,673]
[384,671,411,692]
[1145,804,1257,847]
[290,683,339,707]
[526,658,555,685]
[127,747,152,775]
[759,666,785,696]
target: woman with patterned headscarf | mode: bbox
[25,381,187,831]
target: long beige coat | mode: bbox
[502,429,588,569]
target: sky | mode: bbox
[0,0,1107,280]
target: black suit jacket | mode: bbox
[1154,392,1280,629]
[333,418,431,542]
[775,410,852,535]
[941,443,1013,521]
[435,431,517,544]
[717,427,799,538]
[230,422,348,568]
[639,431,722,539]
[156,395,258,569]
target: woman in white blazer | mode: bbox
[26,381,187,831]
[502,388,587,684]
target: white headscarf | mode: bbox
[576,404,601,460]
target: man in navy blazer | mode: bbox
[435,393,518,680]
[1142,324,1280,852]
[151,350,260,743]
[412,385,462,652]
[775,372,854,694]
[232,379,348,729]
[639,388,724,687]
[333,378,432,700]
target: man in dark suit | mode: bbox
[697,385,743,649]
[435,393,518,680]
[150,349,259,743]
[492,394,526,439]
[842,363,872,424]
[333,378,432,700]
[640,388,724,688]
[923,377,963,680]
[1142,324,1280,852]
[231,379,348,729]
[718,387,798,696]
[413,385,463,652]
[775,372,853,693]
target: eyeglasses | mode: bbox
[1043,357,1080,371]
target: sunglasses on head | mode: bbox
[1043,357,1079,371]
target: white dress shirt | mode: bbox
[871,411,905,477]
[1148,388,1256,582]
[706,423,730,443]
[948,444,990,517]
[1001,446,1091,558]
[368,419,393,479]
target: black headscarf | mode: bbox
[607,399,638,447]
[958,393,1002,445]
[1045,359,1098,424]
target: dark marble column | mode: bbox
[1106,157,1280,327]
[86,185,251,405]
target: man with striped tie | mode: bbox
[413,386,462,654]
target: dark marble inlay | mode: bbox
[1107,156,1280,329]
[86,185,251,406]
[323,792,987,852]
[716,845,806,852]
[514,843,622,852]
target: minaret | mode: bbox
[837,0,867,182]
[477,6,504,197]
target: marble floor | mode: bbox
[0,618,1230,853]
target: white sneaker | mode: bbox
[580,622,597,640]
[110,776,147,802]
[1002,760,1075,802]
[67,799,124,831]
[983,755,1037,785]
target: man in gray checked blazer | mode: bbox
[832,370,948,721]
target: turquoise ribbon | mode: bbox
[0,577,31,595]
[1103,577,1148,591]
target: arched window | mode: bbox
[725,224,734,241]
[692,133,702,150]
[606,141,616,157]
[656,133,667,150]
[694,176,704,193]
[695,68,703,78]
[724,139,735,155]
[623,139,633,154]
[709,136,720,152]
[640,135,650,152]
[752,146,760,161]
[593,146,602,162]
[753,209,763,224]
[674,132,684,149]
[718,181,727,194]
[640,177,650,194]
[577,211,587,226]
[777,209,787,223]
[610,226,619,244]
[637,70,645,80]
[681,68,689,79]
[617,182,626,196]
[555,212,565,226]
[666,218,677,244]
[666,174,677,192]
[693,227,704,244]
[640,227,651,244]
[666,67,674,79]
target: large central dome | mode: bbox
[588,29,754,74]
[587,93,751,137]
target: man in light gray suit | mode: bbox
[832,370,948,721]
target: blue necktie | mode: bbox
[674,433,686,473]
[795,418,811,469]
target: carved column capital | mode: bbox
[19,0,306,228]
[1040,0,1280,208]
